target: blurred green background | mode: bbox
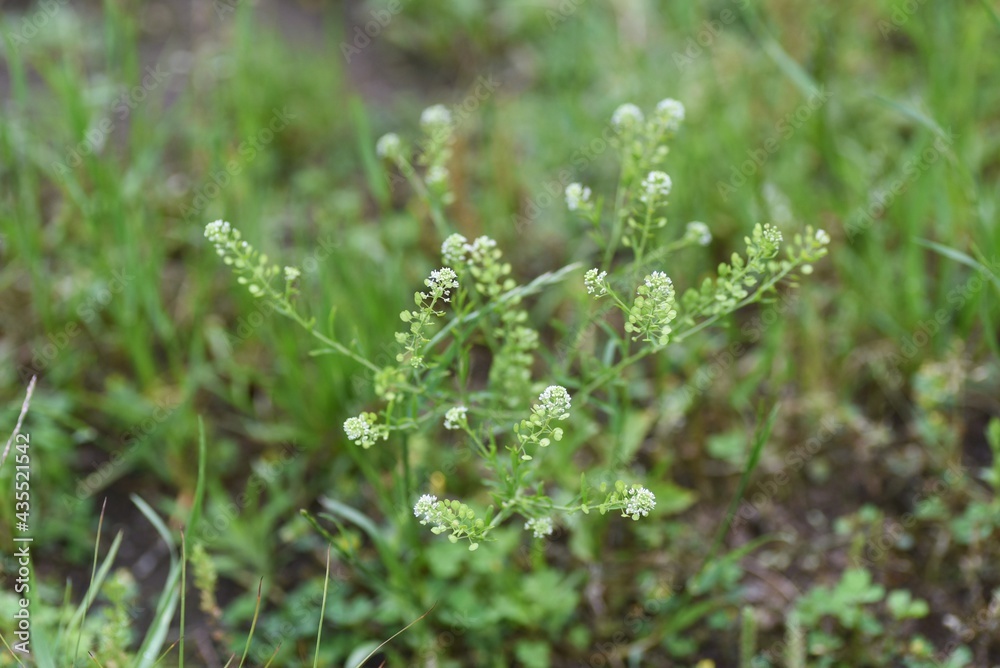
[1,0,999,665]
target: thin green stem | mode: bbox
[401,434,412,511]
[602,143,632,271]
[397,157,449,238]
[461,424,491,459]
[254,277,384,375]
[577,261,800,405]
[425,262,583,350]
[292,310,380,373]
[634,204,655,263]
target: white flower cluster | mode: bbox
[423,267,459,303]
[763,224,783,245]
[397,267,460,367]
[564,182,592,212]
[685,221,712,246]
[439,234,502,268]
[525,516,554,539]
[611,103,644,131]
[375,132,403,160]
[413,494,440,524]
[611,98,686,135]
[420,104,453,132]
[343,412,386,449]
[639,170,673,205]
[283,266,301,281]
[444,405,468,430]
[798,228,832,275]
[426,165,449,187]
[516,385,572,457]
[439,234,513,296]
[625,271,678,345]
[204,220,281,298]
[624,485,656,520]
[412,494,486,549]
[205,220,237,248]
[584,268,607,297]
[643,271,674,300]
[441,233,468,266]
[654,98,685,133]
[535,385,572,419]
[466,235,498,265]
[342,417,368,442]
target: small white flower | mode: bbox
[763,224,783,245]
[343,413,385,449]
[624,485,656,520]
[420,104,452,131]
[425,267,459,302]
[426,165,449,187]
[654,98,685,132]
[643,271,674,299]
[525,516,554,539]
[414,494,440,524]
[444,405,468,430]
[536,385,571,418]
[611,103,644,131]
[375,132,402,159]
[640,171,672,205]
[685,221,712,246]
[565,182,592,212]
[466,236,498,264]
[628,271,677,344]
[468,236,497,252]
[584,268,608,297]
[442,233,469,266]
[205,220,237,246]
[283,266,301,281]
[344,415,372,443]
[815,228,831,245]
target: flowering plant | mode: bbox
[207,99,829,551]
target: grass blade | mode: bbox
[704,403,779,566]
[313,546,332,668]
[132,495,181,668]
[188,417,209,534]
[239,578,264,668]
[916,238,1000,297]
[75,498,108,664]
[352,604,435,668]
[180,532,187,668]
[351,96,390,207]
[0,375,36,472]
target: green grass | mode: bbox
[1,0,999,665]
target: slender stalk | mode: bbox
[397,157,449,238]
[312,547,331,668]
[285,309,380,373]
[634,205,655,263]
[425,262,583,350]
[401,433,412,510]
[0,374,36,471]
[179,531,186,668]
[602,146,632,271]
[576,263,799,405]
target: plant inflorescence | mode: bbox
[207,97,830,551]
